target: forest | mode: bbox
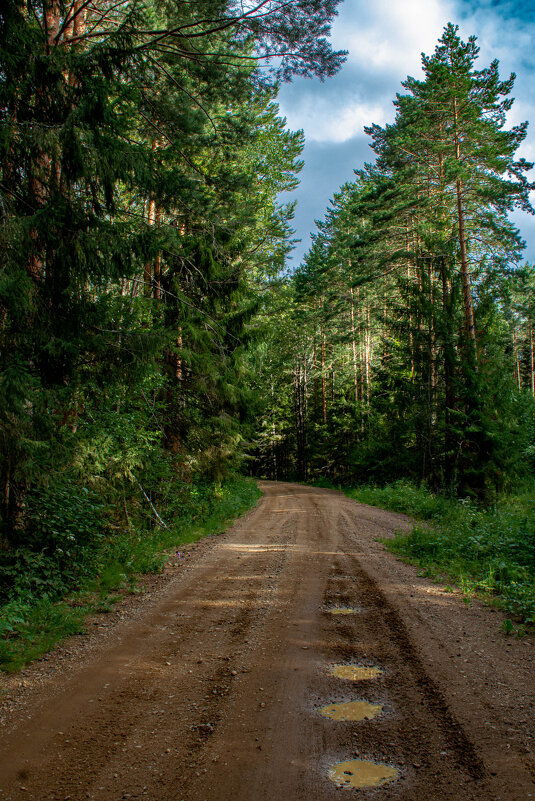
[1,1,534,669]
[255,25,535,497]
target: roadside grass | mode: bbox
[343,480,535,631]
[0,477,261,673]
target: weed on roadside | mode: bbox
[0,477,261,673]
[344,480,535,628]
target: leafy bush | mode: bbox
[345,480,535,625]
[346,479,452,520]
[0,598,86,670]
[0,481,106,604]
[0,475,261,671]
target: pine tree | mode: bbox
[0,0,329,542]
[251,24,535,497]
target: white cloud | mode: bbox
[279,0,456,144]
[278,0,535,263]
[332,0,455,75]
[282,98,388,143]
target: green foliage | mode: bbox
[346,480,535,625]
[250,24,535,499]
[345,479,452,520]
[0,481,106,604]
[0,0,344,672]
[0,598,86,673]
[0,476,261,672]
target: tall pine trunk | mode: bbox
[453,97,476,361]
[321,324,327,424]
[350,286,359,403]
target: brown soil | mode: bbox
[0,481,534,801]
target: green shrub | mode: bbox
[0,597,86,672]
[345,480,535,626]
[0,482,106,605]
[346,479,452,520]
[0,475,261,672]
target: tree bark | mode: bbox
[453,97,477,359]
[512,328,521,389]
[350,287,359,403]
[456,178,476,351]
[530,321,535,398]
[144,195,156,296]
[321,325,327,425]
[365,306,371,406]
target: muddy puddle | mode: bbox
[327,607,360,615]
[330,665,383,681]
[328,759,399,788]
[318,700,383,721]
[328,759,399,789]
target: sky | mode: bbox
[277,0,535,268]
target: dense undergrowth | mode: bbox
[343,480,535,630]
[0,476,260,673]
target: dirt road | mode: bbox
[0,481,534,800]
